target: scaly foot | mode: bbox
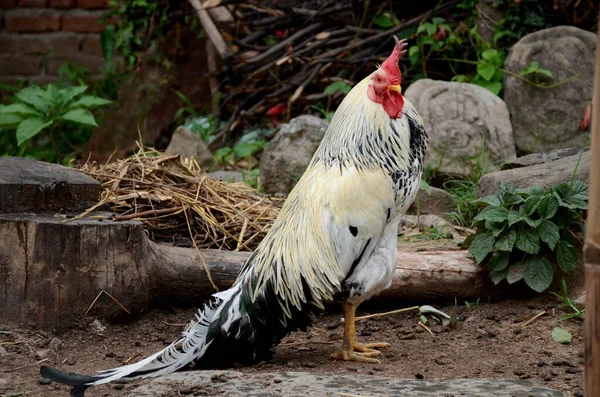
[354,341,390,353]
[329,349,381,363]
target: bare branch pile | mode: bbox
[203,0,460,137]
[79,146,282,251]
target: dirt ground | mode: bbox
[0,296,584,397]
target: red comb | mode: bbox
[381,36,407,80]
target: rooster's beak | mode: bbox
[388,85,402,94]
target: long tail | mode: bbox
[40,284,238,396]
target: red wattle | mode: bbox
[382,92,404,119]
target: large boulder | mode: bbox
[407,186,455,217]
[500,147,583,170]
[165,126,216,171]
[477,151,590,197]
[503,26,595,153]
[405,79,516,176]
[260,115,329,195]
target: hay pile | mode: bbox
[79,147,282,251]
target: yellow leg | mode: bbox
[329,303,390,364]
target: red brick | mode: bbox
[47,33,80,53]
[19,36,48,53]
[61,12,111,33]
[0,54,43,75]
[81,34,102,55]
[0,34,20,52]
[49,0,74,7]
[76,0,107,9]
[47,54,104,74]
[0,0,17,8]
[5,14,60,32]
[19,0,47,7]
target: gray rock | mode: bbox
[0,157,100,214]
[129,370,567,396]
[407,186,455,217]
[475,0,504,43]
[478,151,589,197]
[503,26,595,153]
[165,126,216,171]
[500,148,583,170]
[48,337,63,351]
[405,79,516,176]
[260,115,329,194]
[207,170,244,183]
[403,214,459,239]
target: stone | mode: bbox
[48,337,63,351]
[477,151,590,197]
[405,79,516,176]
[0,157,100,213]
[475,0,504,43]
[403,214,460,239]
[165,126,216,171]
[503,26,595,153]
[130,370,567,396]
[407,186,455,217]
[208,170,244,183]
[500,148,583,170]
[259,115,329,194]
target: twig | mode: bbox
[188,0,231,59]
[114,206,184,221]
[520,311,546,327]
[352,306,420,322]
[246,23,323,64]
[85,290,131,316]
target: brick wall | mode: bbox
[0,0,113,85]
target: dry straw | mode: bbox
[77,144,282,253]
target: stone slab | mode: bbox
[129,370,567,397]
[0,157,100,213]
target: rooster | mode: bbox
[40,36,427,396]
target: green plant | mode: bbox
[242,168,261,190]
[0,84,111,163]
[215,140,267,167]
[492,0,548,48]
[468,181,587,293]
[311,103,335,122]
[465,298,480,313]
[549,278,585,321]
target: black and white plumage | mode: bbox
[40,37,427,395]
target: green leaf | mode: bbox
[469,232,496,264]
[537,195,559,219]
[69,95,112,108]
[324,81,352,95]
[503,192,524,206]
[495,230,516,252]
[520,61,539,75]
[417,22,433,34]
[556,239,578,274]
[515,227,540,254]
[499,181,516,195]
[474,206,508,223]
[16,118,53,146]
[0,112,24,128]
[481,49,499,62]
[552,327,572,344]
[61,108,98,126]
[488,251,509,271]
[0,103,41,116]
[524,256,553,292]
[472,195,501,207]
[58,85,88,107]
[14,85,44,108]
[408,45,420,65]
[521,196,541,216]
[373,14,394,28]
[538,220,560,250]
[233,140,266,159]
[490,269,508,285]
[506,261,526,284]
[420,179,431,194]
[473,78,502,95]
[101,24,116,67]
[538,68,553,78]
[477,62,496,81]
[507,210,523,226]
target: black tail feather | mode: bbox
[40,365,99,397]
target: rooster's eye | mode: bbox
[376,77,382,83]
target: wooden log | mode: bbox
[188,0,231,59]
[584,13,600,396]
[0,212,488,332]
